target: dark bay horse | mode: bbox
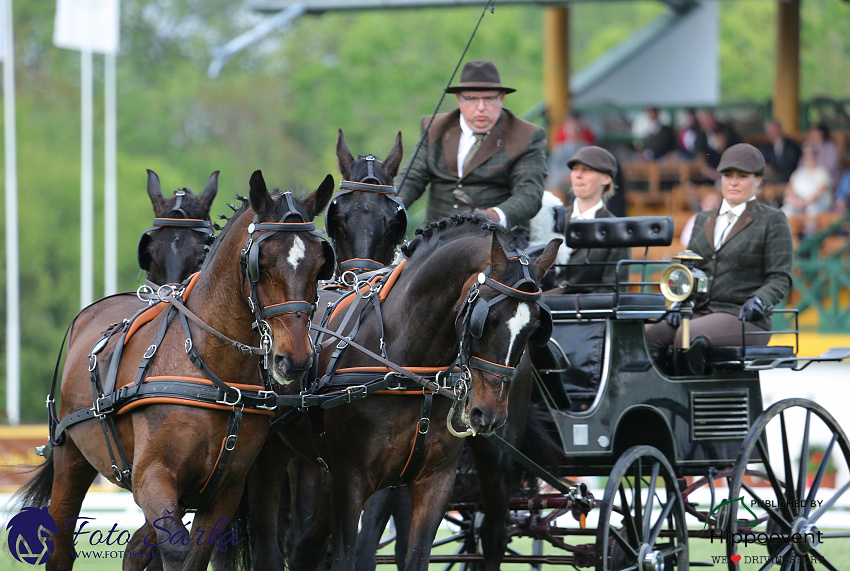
[278,215,561,570]
[14,170,335,571]
[139,169,218,285]
[325,128,406,274]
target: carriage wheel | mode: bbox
[726,398,850,571]
[595,445,688,571]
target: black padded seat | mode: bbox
[545,292,668,320]
[705,345,796,369]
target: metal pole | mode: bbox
[81,46,94,307]
[3,0,20,425]
[104,53,117,295]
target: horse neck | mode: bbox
[381,236,490,364]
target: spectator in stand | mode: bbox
[693,109,740,181]
[639,107,678,161]
[547,111,596,190]
[804,123,841,184]
[782,143,832,225]
[677,108,700,159]
[760,119,802,183]
[680,190,722,247]
[835,168,850,214]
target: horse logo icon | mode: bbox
[6,506,59,565]
[705,496,758,529]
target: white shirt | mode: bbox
[458,115,507,227]
[713,198,753,249]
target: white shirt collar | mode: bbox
[718,197,755,217]
[572,200,604,220]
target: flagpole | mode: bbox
[3,0,20,425]
[80,45,94,308]
[104,52,117,295]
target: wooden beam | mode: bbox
[543,7,569,150]
[773,0,800,133]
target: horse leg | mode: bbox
[123,522,160,571]
[326,469,369,571]
[288,458,333,570]
[402,471,458,571]
[391,488,412,571]
[47,440,98,571]
[469,439,512,571]
[245,438,290,571]
[354,487,401,571]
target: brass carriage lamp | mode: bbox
[660,251,708,350]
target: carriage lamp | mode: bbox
[659,251,707,303]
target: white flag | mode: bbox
[54,0,119,55]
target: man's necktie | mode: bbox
[463,133,486,173]
[715,210,736,249]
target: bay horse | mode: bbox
[325,128,406,274]
[276,215,561,571]
[139,169,218,285]
[14,170,335,571]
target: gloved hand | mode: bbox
[738,296,766,322]
[666,302,682,328]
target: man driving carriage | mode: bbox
[645,143,793,355]
[396,60,547,248]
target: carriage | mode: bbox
[374,214,850,570]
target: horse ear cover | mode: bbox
[137,233,153,271]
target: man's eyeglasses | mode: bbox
[459,93,501,105]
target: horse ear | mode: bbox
[533,238,562,281]
[199,170,219,214]
[383,131,403,179]
[146,169,166,215]
[336,128,355,180]
[248,170,275,218]
[489,233,509,274]
[302,174,335,219]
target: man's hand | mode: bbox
[738,296,766,322]
[473,208,500,222]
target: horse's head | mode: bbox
[139,169,218,285]
[455,234,561,435]
[243,170,335,384]
[325,128,406,274]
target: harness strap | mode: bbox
[338,258,386,273]
[198,407,243,496]
[468,356,514,380]
[262,301,315,319]
[163,295,264,356]
[397,392,433,485]
[338,180,397,194]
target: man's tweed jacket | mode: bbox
[687,200,793,331]
[397,108,547,232]
[558,206,631,293]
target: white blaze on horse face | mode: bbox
[287,235,305,269]
[504,303,531,365]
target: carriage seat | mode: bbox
[705,345,796,370]
[545,293,668,321]
[565,215,674,249]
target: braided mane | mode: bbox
[401,214,517,261]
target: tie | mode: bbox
[463,133,486,173]
[715,211,736,249]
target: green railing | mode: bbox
[779,213,850,333]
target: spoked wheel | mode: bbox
[596,445,688,571]
[726,398,850,571]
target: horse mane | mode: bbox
[203,189,312,270]
[401,214,517,261]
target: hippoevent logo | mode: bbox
[6,506,59,565]
[5,507,243,565]
[704,496,758,529]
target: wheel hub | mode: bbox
[791,518,821,555]
[638,543,665,571]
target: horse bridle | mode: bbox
[326,155,409,274]
[240,192,336,362]
[137,190,216,274]
[457,251,553,382]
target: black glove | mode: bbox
[738,296,766,322]
[666,302,682,328]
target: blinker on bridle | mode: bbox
[137,190,216,273]
[240,192,336,357]
[328,155,409,274]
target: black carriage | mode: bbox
[400,216,850,570]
